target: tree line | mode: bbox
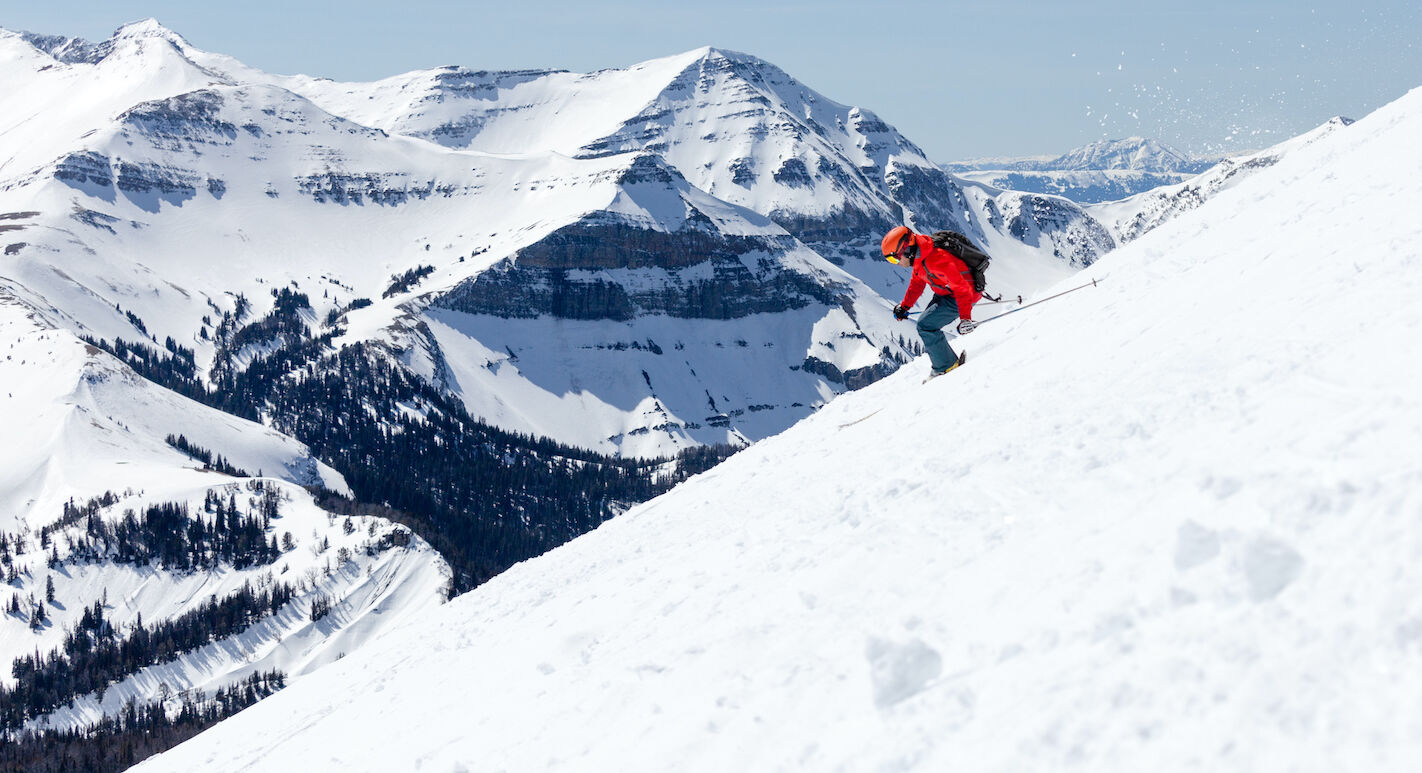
[85,304,737,592]
[35,497,280,572]
[0,671,285,772]
[1,583,293,731]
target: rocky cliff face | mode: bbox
[1000,193,1116,267]
[52,149,209,210]
[435,218,836,321]
[119,89,240,147]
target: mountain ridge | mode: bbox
[0,19,1110,457]
[946,136,1216,174]
[945,136,1221,203]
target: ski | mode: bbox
[923,350,967,384]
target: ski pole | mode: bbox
[899,283,1089,319]
[904,295,1023,316]
[974,276,1104,326]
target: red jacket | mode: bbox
[900,233,982,319]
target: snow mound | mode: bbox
[136,83,1422,771]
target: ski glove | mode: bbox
[956,319,977,335]
[893,304,909,321]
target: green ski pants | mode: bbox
[916,294,961,372]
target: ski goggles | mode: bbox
[884,244,915,264]
[884,235,914,264]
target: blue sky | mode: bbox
[3,0,1419,160]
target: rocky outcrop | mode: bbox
[801,354,903,390]
[887,164,977,239]
[53,151,204,210]
[768,205,898,258]
[1003,194,1116,268]
[118,90,238,149]
[52,151,115,189]
[295,172,456,206]
[433,216,843,321]
[416,68,564,147]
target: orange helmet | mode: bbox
[881,226,914,264]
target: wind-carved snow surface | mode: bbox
[137,84,1422,773]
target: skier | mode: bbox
[882,226,983,378]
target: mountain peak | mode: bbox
[111,17,188,45]
[695,45,756,62]
[16,18,193,65]
[1051,136,1195,172]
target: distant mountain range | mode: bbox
[945,137,1223,203]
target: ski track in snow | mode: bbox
[133,87,1422,772]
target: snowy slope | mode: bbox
[138,84,1422,771]
[0,22,221,182]
[3,482,450,736]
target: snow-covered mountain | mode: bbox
[0,21,1111,461]
[234,45,1114,295]
[947,137,1220,203]
[952,137,1211,173]
[135,81,1422,772]
[0,288,449,737]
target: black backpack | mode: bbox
[930,230,991,293]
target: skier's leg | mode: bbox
[916,296,960,372]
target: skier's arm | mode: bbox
[900,263,927,309]
[951,283,976,320]
[947,259,979,320]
